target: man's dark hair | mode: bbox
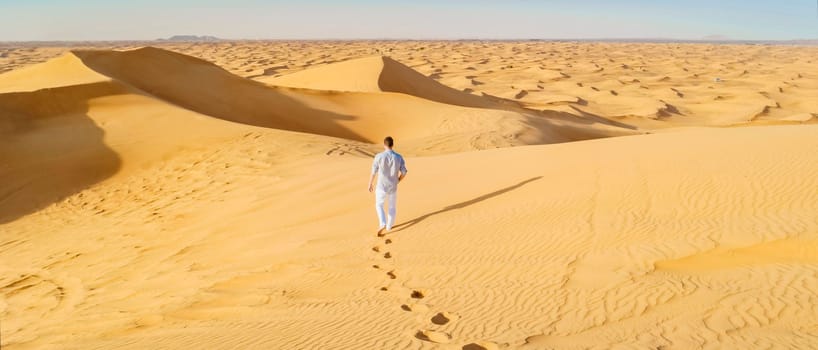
[384,136,394,148]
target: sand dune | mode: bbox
[0,46,633,223]
[260,55,496,109]
[0,53,113,93]
[8,42,816,128]
[3,47,633,152]
[1,42,817,349]
[0,81,122,223]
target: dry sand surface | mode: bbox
[1,41,817,349]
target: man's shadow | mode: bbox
[391,176,543,232]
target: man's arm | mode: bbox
[369,155,379,192]
[368,173,377,192]
[398,158,408,182]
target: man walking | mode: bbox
[368,136,408,235]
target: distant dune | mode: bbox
[1,42,817,349]
[260,55,497,108]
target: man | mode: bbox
[368,136,408,235]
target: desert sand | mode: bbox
[1,41,817,349]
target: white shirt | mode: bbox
[371,150,408,194]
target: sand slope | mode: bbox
[1,46,635,153]
[0,46,633,231]
[259,55,496,109]
[77,48,635,147]
[2,123,816,349]
[5,42,818,128]
[1,44,817,349]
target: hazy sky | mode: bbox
[1,0,817,41]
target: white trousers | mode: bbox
[375,190,397,230]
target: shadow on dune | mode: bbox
[377,56,497,109]
[392,176,543,233]
[0,82,123,224]
[71,48,370,143]
[378,56,644,143]
[516,109,641,145]
[565,106,640,130]
[69,48,639,149]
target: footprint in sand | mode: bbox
[415,330,452,344]
[462,342,499,350]
[371,230,441,344]
[431,311,459,325]
[401,303,429,313]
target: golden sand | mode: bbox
[1,42,817,349]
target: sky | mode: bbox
[1,0,817,41]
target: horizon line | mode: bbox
[2,37,818,44]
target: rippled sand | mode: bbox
[1,41,817,349]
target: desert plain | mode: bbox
[1,41,818,349]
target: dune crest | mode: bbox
[2,47,635,156]
[261,55,497,108]
[0,53,111,93]
[0,46,636,222]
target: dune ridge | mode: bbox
[260,55,498,109]
[4,47,636,152]
[1,43,817,349]
[0,46,635,224]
